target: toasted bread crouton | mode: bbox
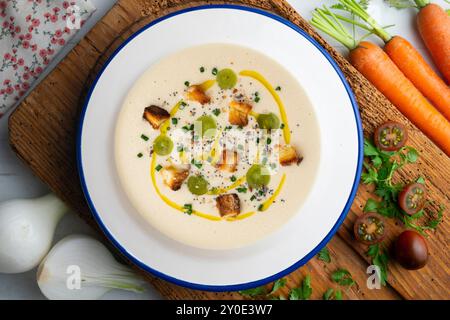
[279,145,302,166]
[229,100,252,126]
[143,105,170,129]
[161,165,190,191]
[185,85,211,105]
[216,194,241,217]
[216,150,238,173]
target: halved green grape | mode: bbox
[257,113,281,130]
[153,135,173,156]
[196,115,217,138]
[187,175,209,195]
[216,68,237,89]
[246,164,270,189]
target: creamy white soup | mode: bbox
[115,44,321,250]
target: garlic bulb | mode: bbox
[37,234,146,300]
[0,193,67,274]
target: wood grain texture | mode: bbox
[8,0,449,300]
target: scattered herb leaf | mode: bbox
[270,278,287,294]
[331,269,355,287]
[317,247,331,263]
[289,275,312,300]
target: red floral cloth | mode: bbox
[0,0,95,118]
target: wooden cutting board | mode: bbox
[8,0,449,300]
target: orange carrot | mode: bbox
[416,2,450,84]
[350,41,450,156]
[336,0,450,121]
[384,36,450,121]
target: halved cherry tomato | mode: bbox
[398,183,426,215]
[374,121,408,151]
[353,212,385,245]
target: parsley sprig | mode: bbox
[362,139,444,235]
[317,247,331,263]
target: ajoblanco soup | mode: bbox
[115,44,321,250]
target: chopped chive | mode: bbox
[180,101,187,107]
[258,204,263,211]
[250,195,256,201]
[183,203,193,215]
[212,67,218,75]
[280,123,285,129]
[212,108,221,116]
[237,187,247,193]
[184,81,190,87]
[275,86,281,91]
[195,163,202,169]
[266,137,272,145]
[137,152,143,158]
[256,137,260,144]
[230,175,237,182]
[255,91,259,96]
[254,96,260,103]
[177,145,184,152]
[141,134,149,141]
[171,118,178,125]
[200,66,205,73]
[155,164,163,171]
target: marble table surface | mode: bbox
[0,0,445,299]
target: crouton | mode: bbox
[143,105,170,129]
[160,165,190,191]
[185,85,210,105]
[229,100,252,126]
[216,194,241,217]
[279,145,302,166]
[216,150,238,173]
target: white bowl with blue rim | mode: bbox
[78,5,363,291]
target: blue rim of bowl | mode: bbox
[77,4,363,292]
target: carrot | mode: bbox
[350,41,450,156]
[415,1,450,84]
[311,6,450,156]
[384,36,450,121]
[336,0,450,120]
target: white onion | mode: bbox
[37,234,146,300]
[0,193,67,273]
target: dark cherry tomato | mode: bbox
[399,183,426,215]
[374,122,408,151]
[395,230,428,270]
[353,212,386,245]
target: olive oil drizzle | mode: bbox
[239,70,291,144]
[149,75,287,221]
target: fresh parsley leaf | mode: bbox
[364,138,380,157]
[331,269,355,287]
[317,247,331,263]
[289,275,312,300]
[270,278,286,294]
[239,286,266,297]
[363,198,379,212]
[212,108,221,116]
[323,288,343,300]
[323,288,334,300]
[416,176,425,184]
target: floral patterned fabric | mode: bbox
[0,0,95,118]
